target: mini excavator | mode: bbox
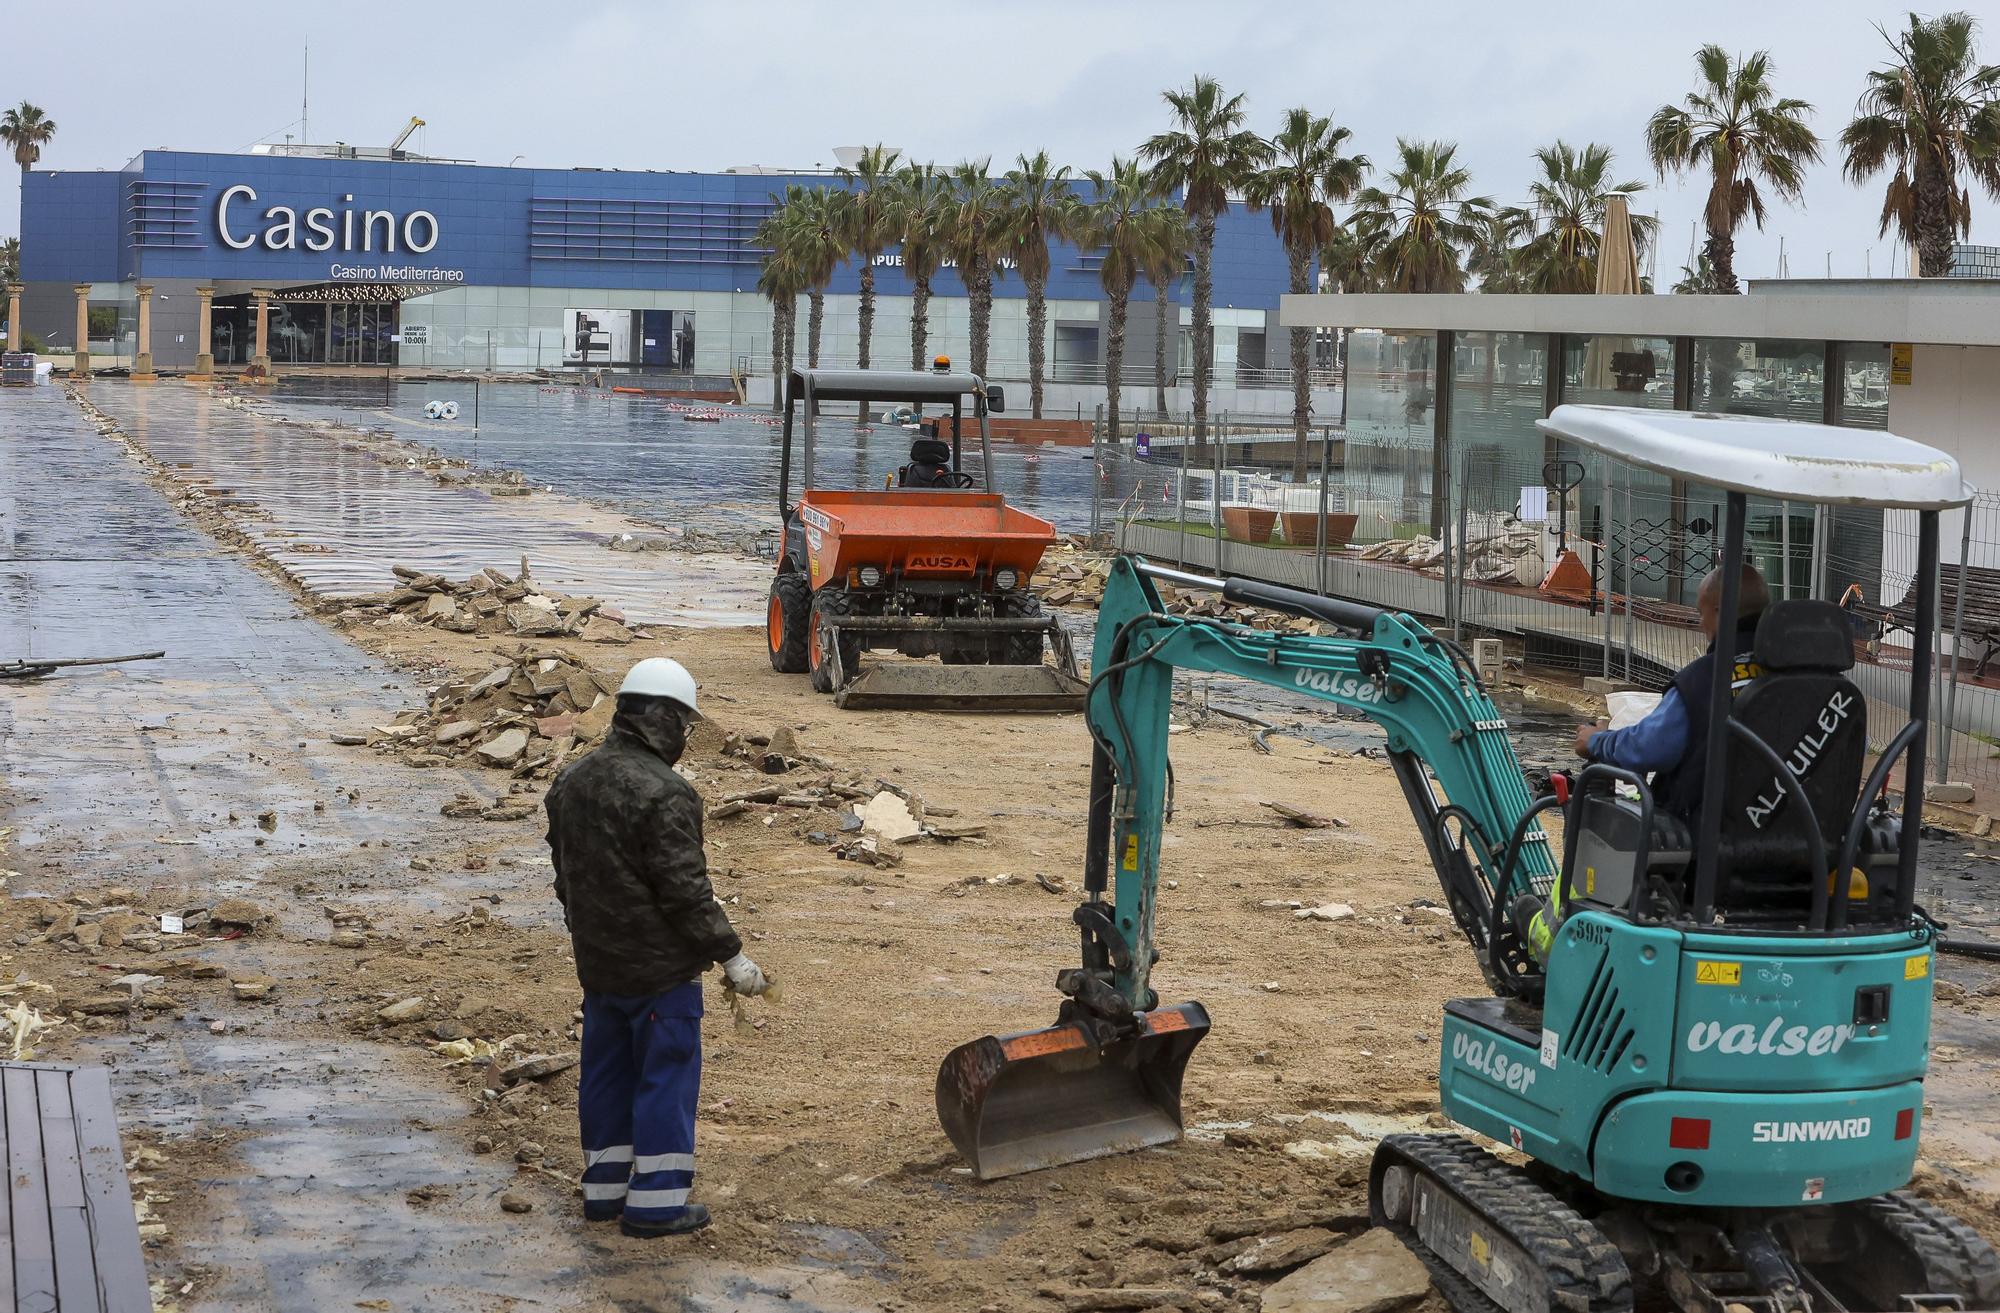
[937,406,2000,1313]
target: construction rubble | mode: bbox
[334,646,622,779]
[339,559,647,644]
[1357,513,1542,584]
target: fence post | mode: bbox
[1177,418,1190,574]
[1090,403,1104,547]
[1212,410,1226,576]
[1811,504,1828,600]
[1781,500,1793,601]
[1937,503,1974,782]
[1623,468,1636,681]
[1453,445,1469,642]
[1602,461,1614,679]
[1314,425,1332,597]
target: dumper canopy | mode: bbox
[1538,405,1972,510]
[778,368,1005,517]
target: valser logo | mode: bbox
[1686,1016,1856,1057]
[1451,1031,1538,1093]
[1293,669,1383,704]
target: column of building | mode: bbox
[192,286,215,377]
[4,283,21,355]
[132,285,156,380]
[72,284,92,379]
[251,290,272,379]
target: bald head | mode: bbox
[1696,563,1769,639]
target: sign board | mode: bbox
[1890,343,1913,386]
[1519,486,1550,523]
[1135,432,1151,457]
[400,325,430,347]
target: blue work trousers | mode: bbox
[577,981,703,1224]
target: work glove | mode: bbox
[721,953,769,997]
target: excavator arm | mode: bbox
[937,556,1559,1179]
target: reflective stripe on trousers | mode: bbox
[578,982,704,1222]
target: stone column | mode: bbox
[251,289,272,378]
[133,284,156,380]
[193,286,215,376]
[72,284,92,378]
[4,283,21,355]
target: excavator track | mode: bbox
[1371,1134,1633,1313]
[1791,1191,2000,1311]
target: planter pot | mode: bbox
[1279,511,1359,548]
[1220,505,1277,544]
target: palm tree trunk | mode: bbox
[1106,289,1127,446]
[1153,281,1170,416]
[784,298,798,381]
[969,261,992,380]
[910,272,931,370]
[769,298,785,413]
[1914,152,1955,278]
[858,263,874,370]
[1192,211,1217,447]
[1287,243,1311,481]
[808,290,824,369]
[1026,270,1047,419]
[1704,228,1738,296]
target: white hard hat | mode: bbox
[617,657,699,714]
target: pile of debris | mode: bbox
[1358,513,1541,584]
[343,559,644,643]
[335,647,620,778]
[1038,560,1333,634]
[704,740,985,865]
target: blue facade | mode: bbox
[21,149,1291,308]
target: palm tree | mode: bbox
[0,103,56,186]
[1350,140,1493,292]
[889,165,955,371]
[835,145,902,372]
[1141,76,1272,442]
[1673,248,1725,294]
[1243,108,1368,478]
[1320,221,1380,293]
[1000,151,1082,418]
[1645,47,1820,294]
[753,202,805,411]
[782,185,849,370]
[1842,12,2000,278]
[1137,205,1190,416]
[1081,158,1156,443]
[947,160,1008,381]
[0,236,19,284]
[1466,206,1532,292]
[1516,141,1657,293]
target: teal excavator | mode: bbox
[937,407,2000,1313]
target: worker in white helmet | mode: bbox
[542,656,769,1237]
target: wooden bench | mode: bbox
[0,1063,150,1312]
[1849,563,2000,675]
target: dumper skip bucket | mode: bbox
[934,1002,1210,1180]
[833,661,1088,713]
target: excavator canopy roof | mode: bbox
[788,368,985,403]
[1540,404,1973,510]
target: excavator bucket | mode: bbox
[934,1002,1210,1180]
[833,661,1088,713]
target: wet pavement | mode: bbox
[0,386,878,1312]
[81,381,769,626]
[263,375,1144,535]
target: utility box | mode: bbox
[1472,638,1505,687]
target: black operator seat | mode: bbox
[1714,600,1870,916]
[897,438,974,489]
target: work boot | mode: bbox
[620,1204,711,1238]
[1511,894,1554,963]
[583,1205,622,1223]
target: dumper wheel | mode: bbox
[768,572,811,674]
[809,590,863,694]
[996,594,1050,665]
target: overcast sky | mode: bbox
[4,0,1992,283]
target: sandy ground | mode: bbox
[4,377,1998,1312]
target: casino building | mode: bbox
[13,145,1295,402]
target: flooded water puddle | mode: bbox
[75,382,768,628]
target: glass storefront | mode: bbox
[210,294,400,365]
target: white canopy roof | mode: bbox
[1537,405,1973,509]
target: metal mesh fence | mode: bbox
[1091,411,2000,790]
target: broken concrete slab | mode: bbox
[497,1052,579,1086]
[378,996,429,1023]
[1296,903,1356,923]
[435,719,481,745]
[476,727,531,766]
[1258,1228,1432,1313]
[579,615,634,644]
[1222,1226,1343,1275]
[856,791,923,843]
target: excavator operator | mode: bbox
[1515,562,1770,960]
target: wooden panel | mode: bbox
[35,1070,96,1313]
[67,1067,150,1313]
[4,1066,57,1312]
